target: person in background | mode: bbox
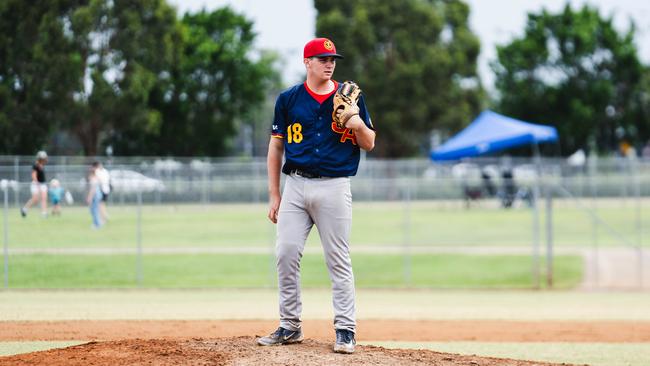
[86,165,103,229]
[21,150,49,218]
[93,161,111,223]
[48,179,64,216]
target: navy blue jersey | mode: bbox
[271,82,374,177]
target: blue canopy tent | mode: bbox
[430,110,559,289]
[431,110,558,161]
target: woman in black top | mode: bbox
[21,151,48,217]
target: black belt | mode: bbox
[289,169,322,179]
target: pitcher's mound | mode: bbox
[0,336,576,365]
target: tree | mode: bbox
[315,0,483,157]
[0,1,85,154]
[144,7,281,156]
[1,1,279,156]
[491,4,646,155]
[629,66,650,149]
[67,0,180,155]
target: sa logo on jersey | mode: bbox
[323,40,333,50]
[331,122,357,145]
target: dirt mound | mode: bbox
[0,337,577,366]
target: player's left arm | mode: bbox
[346,116,375,151]
[344,95,375,151]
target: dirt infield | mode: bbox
[2,319,648,365]
[1,319,647,343]
[1,337,575,366]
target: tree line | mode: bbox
[0,0,280,156]
[1,0,648,157]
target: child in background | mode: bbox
[48,179,64,216]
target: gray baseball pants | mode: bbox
[276,173,356,333]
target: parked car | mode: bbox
[108,169,165,193]
[0,179,19,190]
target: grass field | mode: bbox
[0,341,83,357]
[5,253,582,288]
[369,341,650,366]
[6,200,643,289]
[4,289,649,321]
[2,201,647,249]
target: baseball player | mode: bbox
[257,37,376,354]
[20,151,49,218]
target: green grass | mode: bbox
[0,201,626,289]
[366,341,650,366]
[0,342,85,357]
[4,253,582,289]
[3,204,271,248]
[2,202,647,249]
[4,289,649,321]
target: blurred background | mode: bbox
[0,0,649,290]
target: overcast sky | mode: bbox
[169,0,650,89]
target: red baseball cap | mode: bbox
[303,38,343,59]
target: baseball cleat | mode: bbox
[333,329,355,354]
[257,327,303,346]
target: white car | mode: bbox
[0,179,19,190]
[108,169,165,193]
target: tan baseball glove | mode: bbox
[332,81,361,129]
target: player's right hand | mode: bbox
[268,194,281,224]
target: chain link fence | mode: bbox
[1,155,648,289]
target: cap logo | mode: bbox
[323,40,333,50]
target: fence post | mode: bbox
[588,168,600,288]
[201,160,208,204]
[13,156,19,207]
[632,159,644,288]
[403,182,412,286]
[253,159,261,204]
[3,182,8,289]
[136,190,143,287]
[545,184,554,288]
[531,155,542,290]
